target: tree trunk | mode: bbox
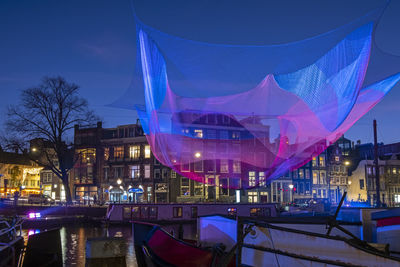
[61,175,73,205]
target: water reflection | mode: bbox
[22,223,196,266]
[23,225,137,267]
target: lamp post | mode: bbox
[289,184,294,204]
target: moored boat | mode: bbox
[133,221,236,267]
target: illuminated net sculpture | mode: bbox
[126,7,400,189]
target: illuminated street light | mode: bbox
[117,179,122,185]
[194,152,201,158]
[348,180,352,185]
[289,184,294,189]
[344,161,350,166]
[31,147,37,152]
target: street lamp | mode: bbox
[117,179,122,185]
[31,147,37,152]
[289,184,294,204]
[344,161,350,166]
[194,152,201,158]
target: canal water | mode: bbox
[22,223,197,266]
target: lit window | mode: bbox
[299,169,304,179]
[232,131,240,140]
[104,148,110,160]
[248,191,258,203]
[313,171,319,184]
[312,157,317,167]
[145,145,151,158]
[319,156,325,167]
[335,156,339,162]
[194,181,203,196]
[144,165,150,178]
[259,172,266,187]
[171,171,177,178]
[249,171,256,187]
[114,146,124,159]
[130,165,140,179]
[194,129,203,138]
[129,145,140,159]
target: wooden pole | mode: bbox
[373,119,381,208]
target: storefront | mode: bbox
[75,185,98,203]
[128,187,144,203]
[155,183,168,203]
[109,188,124,203]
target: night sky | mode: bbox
[1,0,399,144]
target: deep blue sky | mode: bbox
[1,0,399,144]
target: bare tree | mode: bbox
[4,76,98,204]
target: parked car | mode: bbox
[28,194,55,205]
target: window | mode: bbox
[144,145,151,158]
[103,168,109,181]
[312,157,317,167]
[259,172,266,187]
[181,178,190,196]
[248,192,258,203]
[319,156,325,167]
[299,169,304,179]
[181,154,190,172]
[305,169,310,179]
[171,171,177,178]
[219,178,228,195]
[104,148,110,160]
[114,146,124,159]
[194,160,203,172]
[147,187,152,202]
[194,181,203,196]
[293,170,298,179]
[320,171,326,184]
[335,156,340,162]
[154,169,161,179]
[130,165,140,179]
[114,167,123,179]
[367,166,372,175]
[162,169,168,179]
[31,180,35,186]
[360,179,365,189]
[144,165,150,178]
[249,171,256,187]
[233,160,241,173]
[173,207,183,218]
[220,159,229,173]
[232,131,240,140]
[313,171,319,184]
[393,168,397,174]
[194,129,203,138]
[305,182,310,193]
[129,145,140,159]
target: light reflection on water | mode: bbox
[22,223,197,267]
[23,225,137,266]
